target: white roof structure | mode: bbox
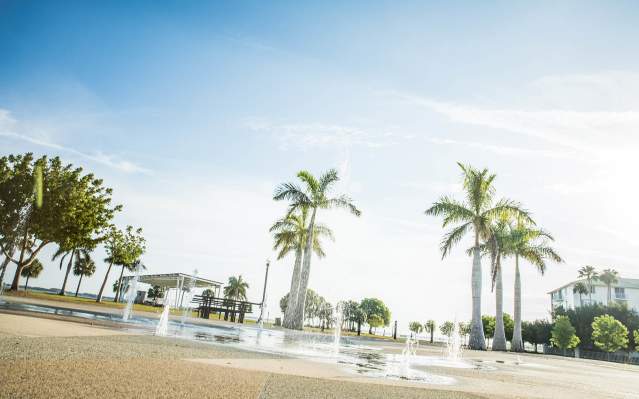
[123,273,223,289]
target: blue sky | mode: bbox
[2,1,638,332]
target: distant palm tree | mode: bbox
[270,207,333,329]
[20,259,43,291]
[273,169,361,330]
[508,222,562,352]
[52,246,91,296]
[73,256,96,297]
[578,266,599,303]
[599,269,619,305]
[224,275,249,302]
[573,282,589,306]
[425,163,532,350]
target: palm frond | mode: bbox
[440,221,472,259]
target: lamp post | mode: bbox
[257,259,270,324]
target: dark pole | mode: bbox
[257,259,270,323]
[393,320,398,340]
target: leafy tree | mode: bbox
[573,282,589,307]
[20,259,43,291]
[554,302,639,351]
[458,322,471,345]
[634,330,639,351]
[341,300,361,332]
[599,269,619,305]
[424,320,436,343]
[367,314,384,334]
[147,285,165,305]
[551,316,580,354]
[591,314,628,355]
[73,255,96,297]
[273,169,360,330]
[223,275,249,302]
[522,319,552,353]
[279,292,289,314]
[270,208,333,329]
[0,154,120,291]
[503,313,514,342]
[482,315,495,340]
[409,321,423,338]
[102,226,146,303]
[425,163,532,350]
[318,300,333,331]
[360,298,391,334]
[578,266,598,303]
[202,288,214,297]
[440,321,455,338]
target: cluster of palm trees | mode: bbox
[271,169,360,330]
[574,266,620,306]
[426,163,563,351]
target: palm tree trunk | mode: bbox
[290,208,317,330]
[469,236,486,350]
[96,260,114,303]
[492,261,507,351]
[512,255,524,352]
[115,265,125,303]
[59,249,75,295]
[283,246,303,329]
[75,274,83,297]
[24,275,30,291]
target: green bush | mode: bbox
[592,314,628,353]
[551,316,580,352]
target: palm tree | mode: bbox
[425,163,532,350]
[223,275,249,302]
[73,256,96,297]
[578,266,599,303]
[147,285,165,305]
[480,219,511,351]
[270,208,333,329]
[52,246,92,296]
[273,169,361,330]
[573,282,589,306]
[599,269,619,305]
[508,222,562,352]
[425,320,436,343]
[20,259,43,291]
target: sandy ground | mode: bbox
[1,308,638,398]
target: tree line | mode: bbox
[0,153,146,301]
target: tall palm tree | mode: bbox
[20,259,43,291]
[223,275,249,302]
[73,256,96,297]
[274,169,361,330]
[479,219,511,351]
[425,163,532,350]
[599,269,619,305]
[270,208,333,329]
[573,282,589,306]
[508,222,562,352]
[52,246,91,296]
[578,266,599,303]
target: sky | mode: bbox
[1,0,638,334]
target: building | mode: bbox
[548,278,639,311]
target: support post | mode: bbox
[393,320,397,340]
[257,259,270,324]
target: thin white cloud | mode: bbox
[402,94,639,152]
[244,119,397,150]
[426,137,578,159]
[0,109,151,174]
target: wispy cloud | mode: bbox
[391,90,639,155]
[244,119,398,150]
[0,109,151,174]
[426,137,578,159]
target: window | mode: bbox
[590,285,596,294]
[614,287,626,299]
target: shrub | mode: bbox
[551,316,580,353]
[591,314,628,353]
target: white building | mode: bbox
[548,278,639,311]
